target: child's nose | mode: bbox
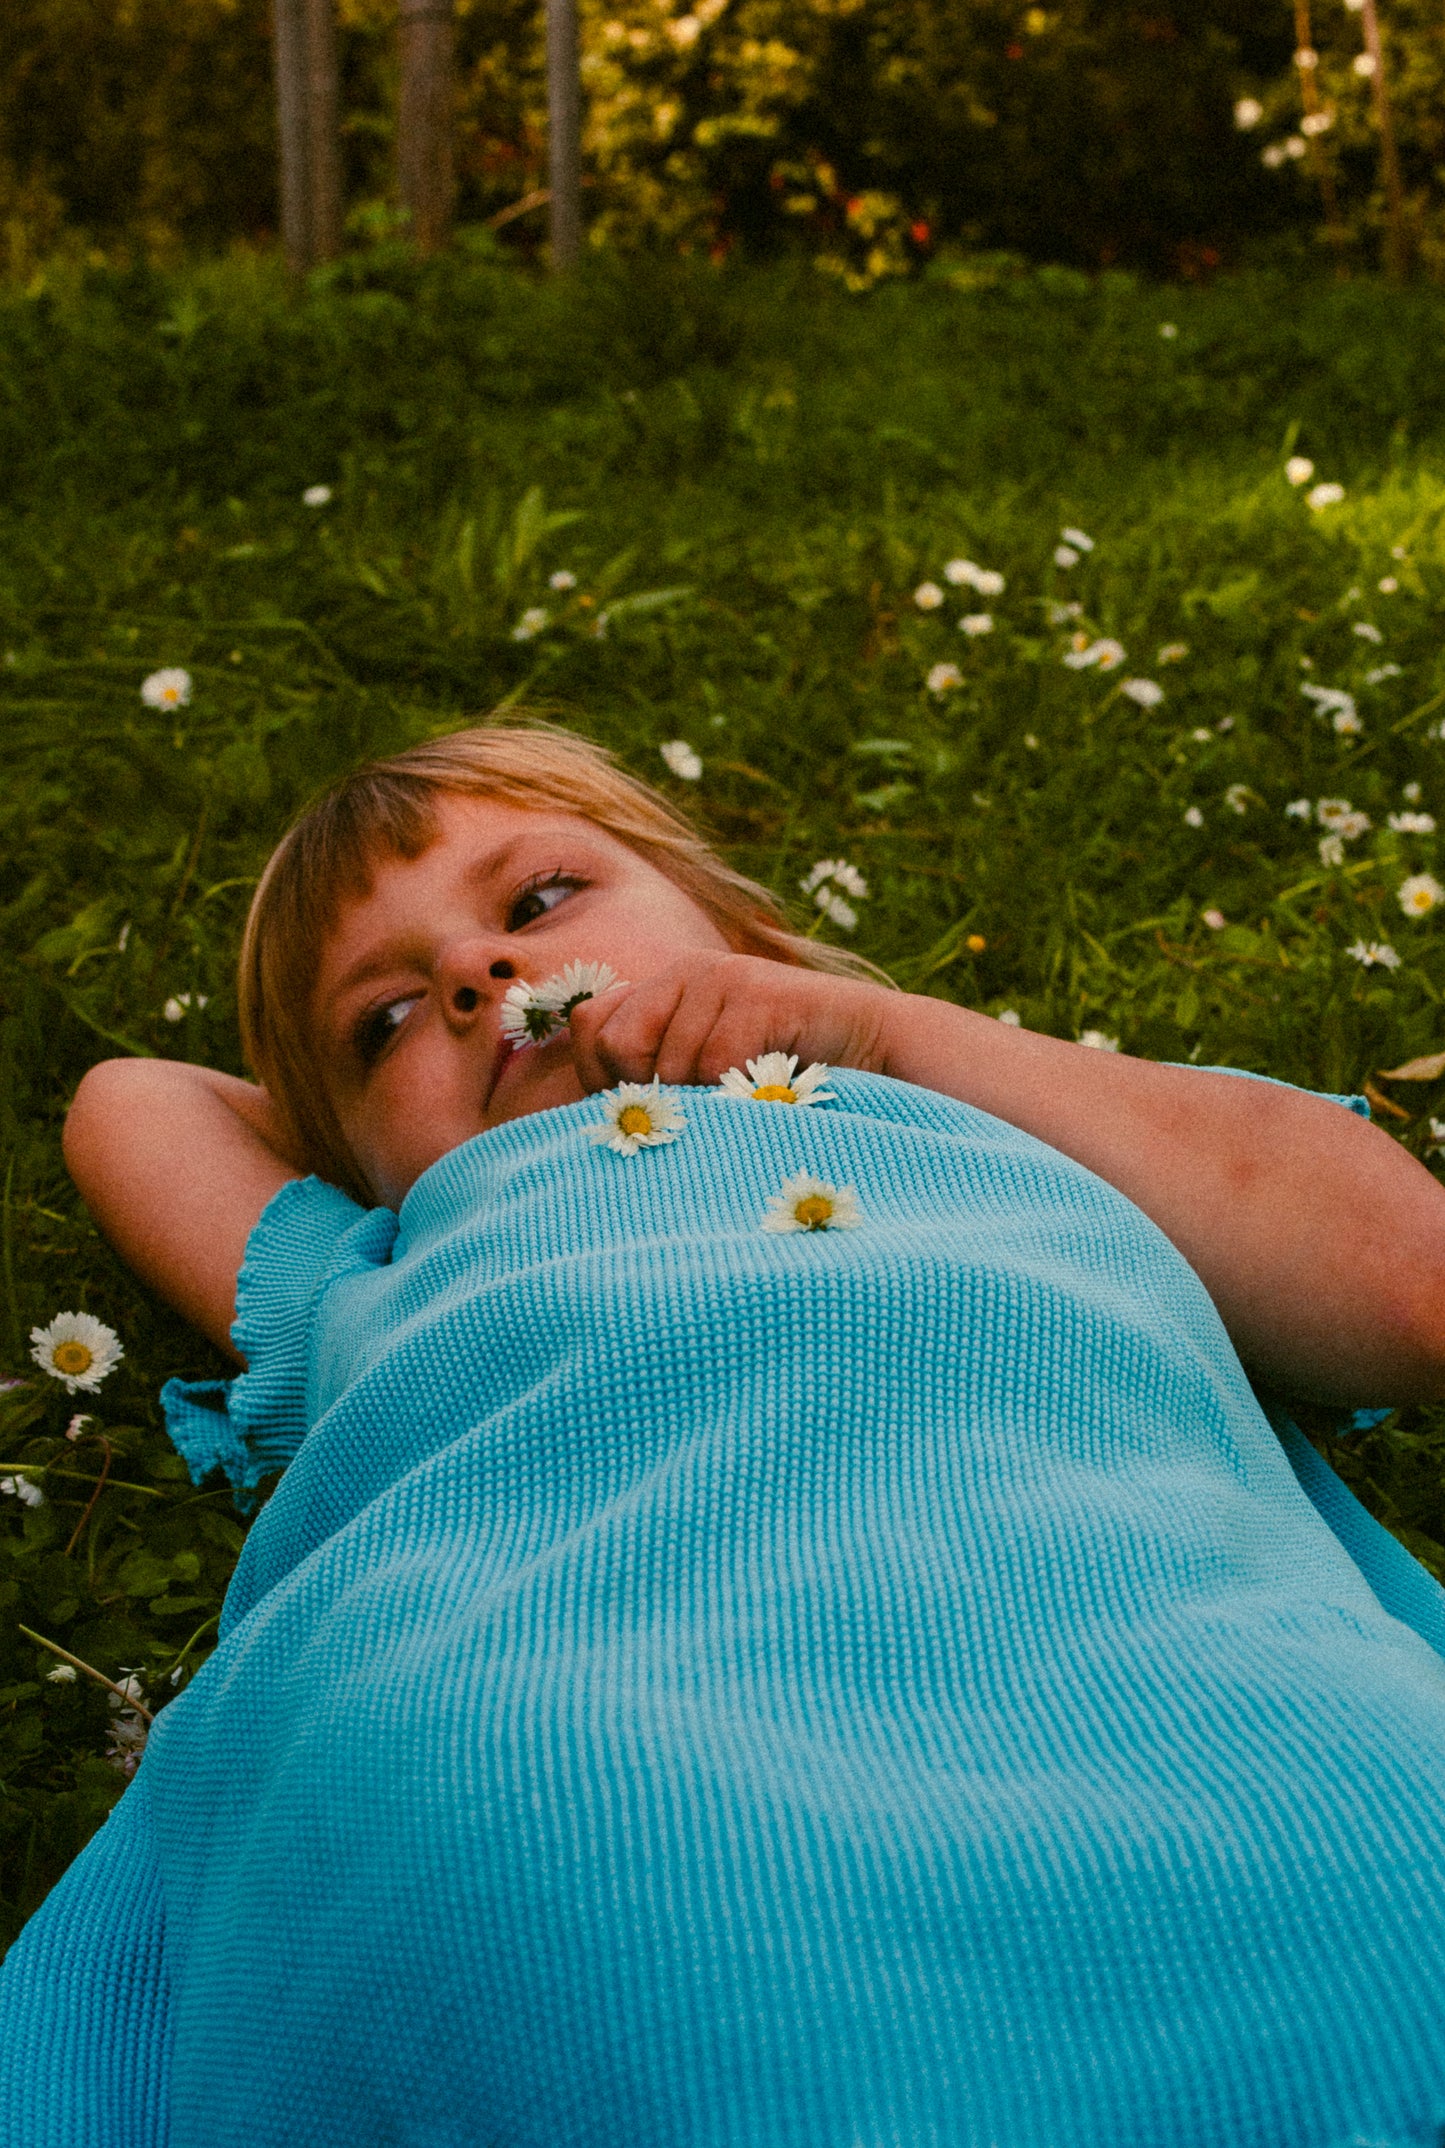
[439,944,518,1021]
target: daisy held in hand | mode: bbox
[718,1053,835,1106]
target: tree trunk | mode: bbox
[546,0,581,270]
[1358,0,1410,279]
[303,0,343,263]
[398,0,456,254]
[272,0,311,273]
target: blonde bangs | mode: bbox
[239,718,891,1202]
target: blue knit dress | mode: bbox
[5,1068,1445,2148]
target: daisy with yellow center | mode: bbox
[501,961,626,1046]
[762,1172,862,1234]
[30,1311,124,1395]
[718,1053,835,1107]
[588,1079,687,1157]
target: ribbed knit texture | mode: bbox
[6,1069,1445,2147]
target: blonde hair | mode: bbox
[240,718,890,1201]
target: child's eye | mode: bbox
[353,994,422,1068]
[507,871,584,931]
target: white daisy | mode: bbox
[548,569,577,591]
[997,1008,1022,1025]
[65,1414,92,1441]
[1224,783,1253,815]
[913,582,945,610]
[162,991,209,1023]
[1053,545,1081,569]
[1334,708,1364,735]
[1120,677,1163,706]
[717,1053,835,1106]
[1346,940,1401,969]
[587,1079,687,1156]
[511,607,549,641]
[535,960,626,1020]
[762,1172,861,1234]
[659,739,703,780]
[959,613,994,637]
[1078,1030,1120,1051]
[1201,908,1227,930]
[1307,482,1346,512]
[1234,97,1263,129]
[45,1663,77,1683]
[1157,643,1189,664]
[815,889,858,931]
[1301,108,1333,136]
[1430,1117,1445,1156]
[1063,636,1126,671]
[801,859,868,900]
[1061,527,1095,551]
[1353,50,1376,77]
[1389,812,1437,834]
[926,661,963,694]
[140,668,191,710]
[1399,873,1445,919]
[30,1312,124,1395]
[1353,621,1383,643]
[1319,834,1346,867]
[1285,798,1312,819]
[0,1473,43,1508]
[499,980,558,1046]
[1184,806,1204,827]
[1378,576,1399,595]
[1366,664,1403,686]
[1158,322,1178,340]
[1404,782,1424,801]
[1046,601,1082,625]
[302,484,332,507]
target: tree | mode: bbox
[397,0,456,253]
[272,0,342,272]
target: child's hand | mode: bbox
[565,953,895,1096]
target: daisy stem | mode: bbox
[17,1623,155,1725]
[1,1154,18,1358]
[64,1432,113,1558]
[0,1463,162,1496]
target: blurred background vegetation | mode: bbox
[2,0,1442,284]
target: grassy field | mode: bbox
[5,244,1445,1943]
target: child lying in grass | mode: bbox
[6,720,1445,2148]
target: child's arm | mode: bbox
[568,956,1445,1406]
[63,1059,302,1361]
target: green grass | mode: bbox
[6,245,1445,1944]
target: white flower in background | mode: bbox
[1430,1117,1445,1156]
[301,484,332,507]
[913,582,945,610]
[1047,601,1082,625]
[997,1008,1022,1025]
[959,613,994,637]
[499,980,557,1046]
[1302,683,1358,726]
[815,889,858,931]
[1404,782,1423,801]
[762,1172,861,1235]
[1307,482,1346,511]
[718,1054,835,1106]
[946,561,1006,596]
[1184,806,1204,827]
[548,569,577,591]
[1294,45,1318,69]
[1353,621,1383,643]
[1120,678,1164,706]
[1024,732,1040,749]
[1063,636,1126,671]
[1061,527,1094,552]
[1317,799,1371,839]
[105,1671,148,1779]
[1190,727,1214,743]
[1285,456,1315,486]
[669,13,701,45]
[1347,939,1401,969]
[1262,143,1289,169]
[1078,1030,1120,1052]
[1399,873,1445,919]
[1333,707,1363,735]
[1216,715,1236,733]
[65,1414,91,1441]
[1284,135,1307,159]
[588,1079,687,1156]
[1319,834,1346,867]
[1285,798,1312,819]
[162,991,208,1023]
[1224,783,1253,815]
[1378,576,1399,595]
[1301,109,1334,136]
[535,960,626,1022]
[1157,643,1189,664]
[0,1474,43,1507]
[1365,665,1403,685]
[801,859,868,900]
[140,668,191,710]
[1201,908,1227,931]
[511,607,549,640]
[926,661,962,694]
[1390,812,1437,835]
[1054,544,1081,569]
[1158,322,1179,340]
[30,1313,124,1395]
[659,739,703,780]
[45,1663,77,1683]
[1353,50,1377,77]
[1234,97,1264,129]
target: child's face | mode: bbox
[313,791,733,1205]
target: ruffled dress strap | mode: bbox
[159,1177,387,1513]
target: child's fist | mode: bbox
[565,953,893,1096]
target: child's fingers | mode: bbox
[567,975,686,1092]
